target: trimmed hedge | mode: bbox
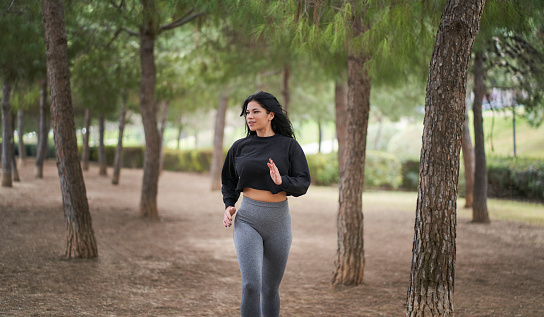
[306,151,403,189]
[399,156,544,202]
[487,156,544,202]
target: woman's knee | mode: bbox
[242,280,261,297]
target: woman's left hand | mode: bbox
[267,158,282,185]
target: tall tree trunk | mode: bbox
[210,91,229,191]
[2,81,13,187]
[11,114,20,182]
[138,4,161,219]
[374,113,383,150]
[335,79,348,177]
[17,109,26,165]
[406,0,485,315]
[176,115,183,150]
[194,130,199,148]
[281,63,290,114]
[112,97,127,185]
[461,106,475,208]
[332,15,370,286]
[158,100,169,174]
[81,108,91,171]
[43,0,98,259]
[472,52,490,223]
[317,120,323,154]
[35,80,48,178]
[98,114,107,176]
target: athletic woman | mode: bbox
[221,91,311,317]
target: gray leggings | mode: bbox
[233,196,292,317]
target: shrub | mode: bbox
[306,152,339,186]
[305,151,403,189]
[162,149,212,173]
[401,159,420,191]
[487,156,544,202]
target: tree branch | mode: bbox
[105,28,123,48]
[160,9,204,32]
[121,27,139,37]
[110,0,125,10]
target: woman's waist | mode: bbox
[243,187,286,203]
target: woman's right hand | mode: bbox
[223,206,236,227]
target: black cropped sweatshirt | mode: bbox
[221,134,311,209]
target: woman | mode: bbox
[222,91,311,317]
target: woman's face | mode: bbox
[245,100,274,132]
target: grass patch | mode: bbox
[311,186,544,227]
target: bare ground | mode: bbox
[1,159,543,316]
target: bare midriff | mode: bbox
[243,187,286,203]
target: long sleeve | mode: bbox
[221,146,240,209]
[278,141,311,196]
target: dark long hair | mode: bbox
[240,91,295,139]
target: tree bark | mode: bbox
[158,100,169,174]
[332,15,369,286]
[281,63,290,114]
[406,0,485,315]
[472,52,490,223]
[2,81,13,187]
[81,108,91,171]
[334,79,348,177]
[35,80,48,178]
[98,114,107,176]
[43,0,98,259]
[112,97,127,185]
[210,91,228,191]
[17,109,26,165]
[461,106,475,208]
[138,2,161,219]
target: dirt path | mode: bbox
[1,160,543,316]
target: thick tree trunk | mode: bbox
[158,100,169,174]
[461,106,475,208]
[2,81,13,187]
[332,16,370,286]
[112,97,127,185]
[43,0,98,259]
[138,13,161,219]
[281,64,290,114]
[35,80,48,178]
[334,79,348,177]
[98,114,107,176]
[17,109,26,165]
[210,91,228,191]
[472,53,490,223]
[81,108,91,171]
[406,0,485,315]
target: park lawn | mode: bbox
[308,186,544,227]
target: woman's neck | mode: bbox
[256,127,275,137]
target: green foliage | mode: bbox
[364,150,403,189]
[306,151,402,189]
[400,159,420,191]
[0,0,45,82]
[487,156,544,202]
[306,152,339,186]
[162,149,212,173]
